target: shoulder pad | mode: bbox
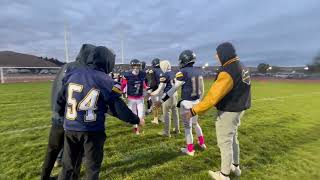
[160,77,166,82]
[175,72,183,78]
[112,83,122,94]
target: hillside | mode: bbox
[0,51,63,67]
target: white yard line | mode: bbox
[0,125,50,135]
[252,92,320,102]
[1,92,320,135]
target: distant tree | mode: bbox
[308,52,320,72]
[270,66,280,73]
[257,63,270,74]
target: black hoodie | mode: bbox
[51,44,96,126]
[216,42,237,65]
[51,44,139,126]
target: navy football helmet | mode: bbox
[179,50,196,68]
[151,58,160,68]
[130,59,141,67]
[141,61,146,70]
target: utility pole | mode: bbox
[64,20,69,63]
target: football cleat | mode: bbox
[157,132,171,138]
[199,144,207,150]
[230,164,241,176]
[180,148,195,156]
[208,171,230,180]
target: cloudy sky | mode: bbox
[0,0,319,66]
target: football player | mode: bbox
[121,59,147,135]
[150,60,180,137]
[41,44,95,180]
[57,45,142,179]
[147,58,163,124]
[160,50,206,156]
[141,61,153,115]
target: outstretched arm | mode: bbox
[161,80,184,102]
[150,83,165,96]
[191,72,233,116]
[107,97,140,125]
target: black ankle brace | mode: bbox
[221,172,230,177]
[233,163,239,167]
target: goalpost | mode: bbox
[0,67,61,84]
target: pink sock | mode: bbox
[198,136,205,145]
[187,144,194,152]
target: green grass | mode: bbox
[0,80,320,180]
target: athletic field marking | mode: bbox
[252,92,320,102]
[0,125,50,135]
[0,92,47,96]
[1,92,320,136]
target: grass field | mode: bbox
[0,79,320,180]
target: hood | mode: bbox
[86,46,116,74]
[75,44,96,64]
[216,42,237,65]
[160,60,171,72]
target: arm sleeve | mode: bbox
[107,97,140,125]
[120,78,127,91]
[161,80,184,102]
[191,72,234,115]
[150,83,166,96]
[52,65,68,119]
[103,81,140,124]
[55,82,67,118]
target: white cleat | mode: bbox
[199,144,207,150]
[157,132,171,138]
[180,148,195,156]
[54,160,62,167]
[208,171,230,180]
[151,119,159,124]
[230,164,241,176]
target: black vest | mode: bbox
[216,61,251,112]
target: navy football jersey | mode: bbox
[147,67,163,91]
[159,71,175,93]
[123,71,146,97]
[176,66,203,101]
[62,67,121,132]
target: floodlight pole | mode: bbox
[64,22,70,63]
[0,68,4,84]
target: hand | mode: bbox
[145,93,151,100]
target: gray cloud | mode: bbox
[0,0,319,66]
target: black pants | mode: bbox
[58,130,106,180]
[41,125,81,180]
[41,125,65,180]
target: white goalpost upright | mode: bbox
[0,67,4,84]
[64,20,70,63]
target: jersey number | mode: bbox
[191,76,203,97]
[134,83,141,94]
[66,83,100,122]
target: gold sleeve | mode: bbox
[191,72,234,115]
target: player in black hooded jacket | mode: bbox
[41,44,96,180]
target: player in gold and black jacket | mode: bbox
[185,42,251,180]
